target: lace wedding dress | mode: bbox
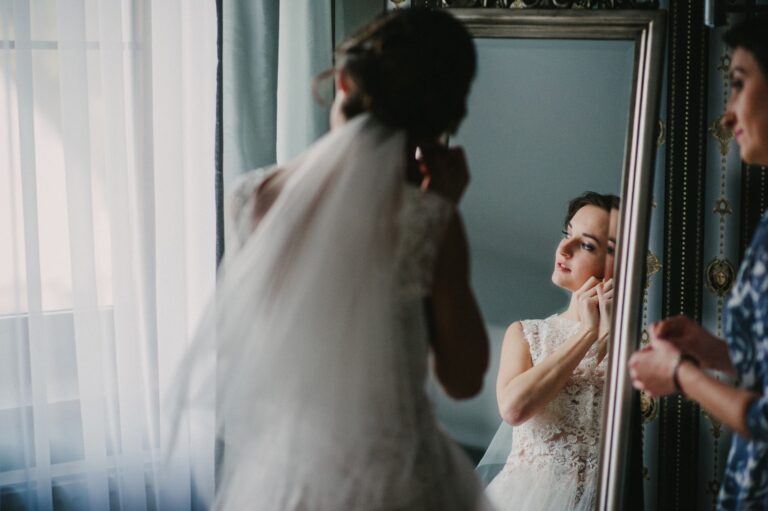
[485,315,606,511]
[172,115,491,510]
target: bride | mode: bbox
[173,8,493,511]
[482,192,619,511]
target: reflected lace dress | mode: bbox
[224,167,491,511]
[486,315,605,511]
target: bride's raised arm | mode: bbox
[495,277,602,426]
[429,211,490,399]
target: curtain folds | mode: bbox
[0,1,217,509]
[222,0,333,186]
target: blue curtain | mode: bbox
[222,0,387,185]
[223,0,334,186]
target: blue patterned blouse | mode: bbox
[720,212,768,510]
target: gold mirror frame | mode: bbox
[446,8,666,510]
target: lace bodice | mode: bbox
[227,168,453,400]
[214,118,489,511]
[227,168,453,298]
[506,315,606,480]
[395,185,453,299]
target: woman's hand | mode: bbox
[418,143,470,205]
[632,336,758,439]
[628,339,681,397]
[651,316,734,374]
[575,277,601,337]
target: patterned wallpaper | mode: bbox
[642,5,766,510]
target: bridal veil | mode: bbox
[168,114,451,508]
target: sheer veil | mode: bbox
[166,114,441,508]
[475,420,513,485]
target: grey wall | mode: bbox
[456,37,634,328]
[334,0,386,44]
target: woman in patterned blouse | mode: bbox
[628,16,768,510]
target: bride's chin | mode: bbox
[551,272,568,289]
[553,274,582,294]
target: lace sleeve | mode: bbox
[520,320,542,364]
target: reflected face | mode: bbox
[552,205,618,292]
[724,48,768,166]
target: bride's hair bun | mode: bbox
[336,8,476,140]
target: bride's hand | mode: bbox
[575,276,600,338]
[597,279,614,340]
[418,143,470,205]
[596,279,614,362]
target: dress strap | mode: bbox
[520,319,542,364]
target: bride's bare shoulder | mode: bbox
[229,167,281,214]
[230,166,290,220]
[225,166,286,250]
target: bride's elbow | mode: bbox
[433,346,488,400]
[499,397,531,426]
[500,408,528,427]
[444,384,482,400]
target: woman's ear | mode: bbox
[335,70,353,94]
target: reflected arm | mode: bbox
[496,321,598,426]
[430,213,489,399]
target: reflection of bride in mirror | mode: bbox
[480,192,619,511]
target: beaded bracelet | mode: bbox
[672,353,699,397]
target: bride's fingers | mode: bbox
[597,286,616,302]
[576,276,601,295]
[602,279,614,291]
[582,284,603,299]
[583,290,598,301]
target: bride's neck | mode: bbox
[560,293,582,321]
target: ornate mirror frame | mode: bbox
[439,8,666,510]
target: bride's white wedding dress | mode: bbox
[485,315,605,511]
[172,115,490,510]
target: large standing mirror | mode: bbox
[425,9,665,510]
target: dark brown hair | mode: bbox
[328,8,476,140]
[723,15,768,79]
[563,191,620,230]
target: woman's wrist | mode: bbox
[579,326,599,343]
[672,353,700,397]
[706,339,736,375]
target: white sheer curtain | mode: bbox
[0,1,217,509]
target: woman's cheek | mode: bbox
[603,256,615,280]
